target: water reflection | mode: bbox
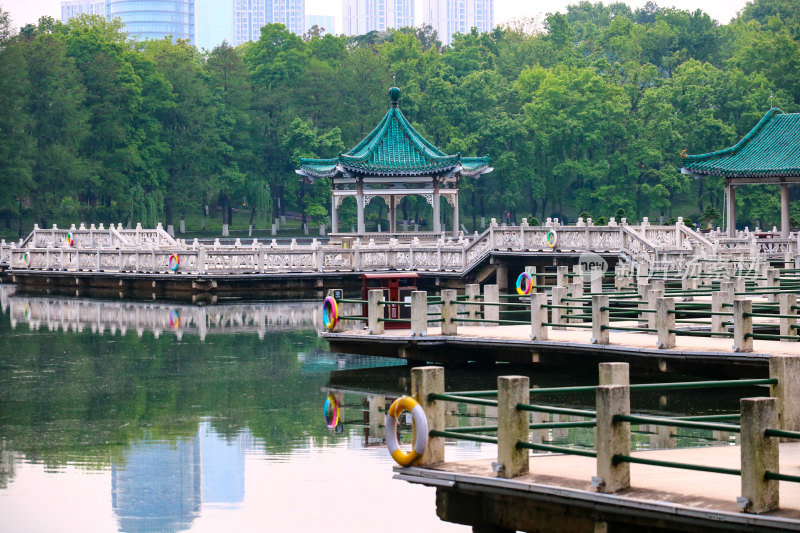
[0,284,757,532]
[0,284,322,341]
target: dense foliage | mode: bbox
[1,0,799,236]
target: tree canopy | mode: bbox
[0,0,798,236]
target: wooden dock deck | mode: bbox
[325,324,800,376]
[395,442,800,531]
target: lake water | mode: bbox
[0,285,753,532]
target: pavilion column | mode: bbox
[390,196,396,233]
[726,180,736,238]
[452,193,459,237]
[781,183,791,237]
[357,180,365,234]
[330,193,338,234]
[433,180,441,233]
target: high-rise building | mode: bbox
[271,0,305,36]
[60,0,108,23]
[234,0,305,45]
[233,0,266,45]
[423,0,493,45]
[196,0,235,50]
[109,0,195,44]
[306,14,336,35]
[342,0,414,36]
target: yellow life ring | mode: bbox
[385,396,428,467]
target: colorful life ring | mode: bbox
[385,396,428,467]
[322,296,338,331]
[168,253,180,272]
[66,232,74,247]
[169,309,180,329]
[516,272,533,295]
[22,251,30,267]
[323,393,339,429]
[545,230,558,249]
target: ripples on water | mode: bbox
[0,285,748,532]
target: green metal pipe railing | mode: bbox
[614,414,741,433]
[517,441,597,458]
[429,429,498,444]
[611,454,741,476]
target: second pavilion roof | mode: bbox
[298,88,491,179]
[681,108,800,178]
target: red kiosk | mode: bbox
[361,273,418,329]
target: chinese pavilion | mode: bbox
[296,87,492,237]
[681,108,800,237]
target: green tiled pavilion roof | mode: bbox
[681,108,800,178]
[298,88,491,179]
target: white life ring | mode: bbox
[385,395,428,467]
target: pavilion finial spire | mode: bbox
[389,87,400,108]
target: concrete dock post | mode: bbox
[591,266,603,294]
[441,289,458,335]
[411,366,445,466]
[569,280,584,323]
[740,397,779,514]
[599,362,629,387]
[681,276,696,300]
[733,299,753,352]
[410,290,428,336]
[646,287,664,330]
[497,375,530,478]
[551,286,566,329]
[368,289,385,335]
[769,355,800,437]
[656,297,676,349]
[596,384,631,493]
[368,395,386,439]
[712,283,734,334]
[591,295,609,345]
[464,283,480,321]
[766,268,779,302]
[327,289,346,333]
[484,284,500,327]
[530,292,549,340]
[526,266,538,293]
[778,293,797,340]
[557,265,569,287]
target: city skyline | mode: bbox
[6,0,754,33]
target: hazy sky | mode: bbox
[2,0,751,33]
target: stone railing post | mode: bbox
[440,289,458,335]
[411,366,445,466]
[733,299,753,352]
[497,375,530,478]
[327,289,345,333]
[483,284,499,327]
[410,290,428,336]
[367,289,385,335]
[464,283,480,321]
[530,292,548,341]
[769,355,800,437]
[778,292,797,340]
[551,286,566,329]
[740,397,779,514]
[591,294,609,345]
[526,266,538,293]
[596,384,631,493]
[681,276,696,301]
[656,297,676,349]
